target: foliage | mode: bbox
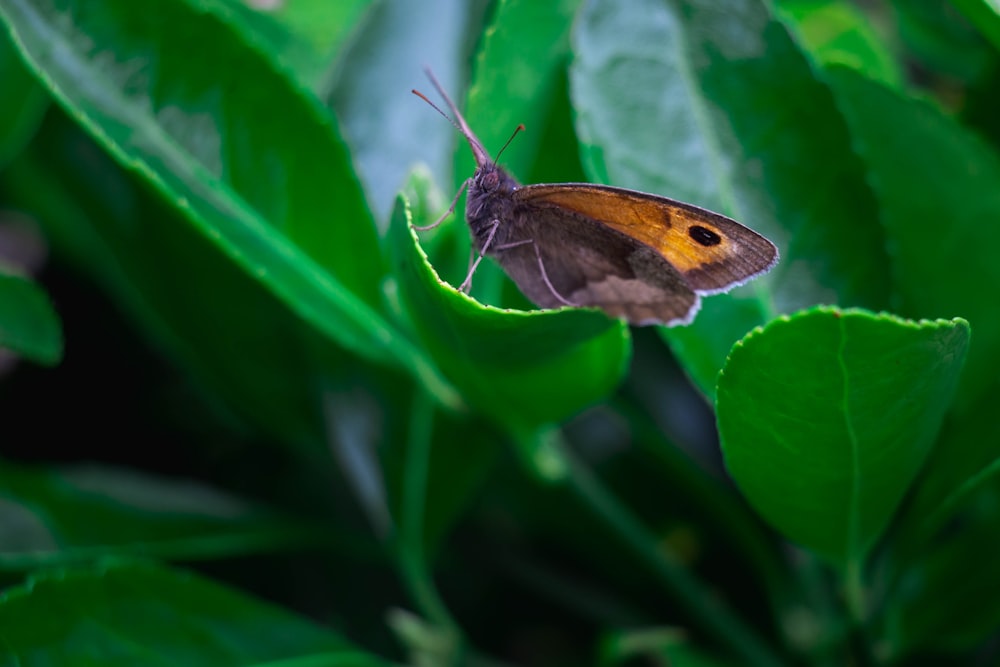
[0,0,998,665]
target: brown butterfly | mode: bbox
[413,69,778,326]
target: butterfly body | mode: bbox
[415,70,778,326]
[465,162,521,251]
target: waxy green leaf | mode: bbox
[827,65,1000,410]
[717,307,968,567]
[388,194,630,429]
[0,270,61,366]
[0,560,390,666]
[571,0,889,396]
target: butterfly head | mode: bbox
[473,162,516,193]
[467,161,517,222]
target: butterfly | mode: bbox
[413,69,778,326]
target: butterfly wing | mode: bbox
[514,184,778,294]
[489,193,700,326]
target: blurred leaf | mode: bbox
[331,0,479,225]
[892,0,994,84]
[0,0,461,414]
[600,627,734,667]
[773,0,904,87]
[0,269,61,366]
[7,117,338,446]
[524,66,589,187]
[0,559,391,666]
[571,0,889,397]
[1,0,383,303]
[717,307,969,567]
[886,492,1000,656]
[556,446,783,666]
[0,27,47,168]
[198,0,374,93]
[826,65,1000,409]
[387,392,465,652]
[891,390,1000,557]
[463,0,582,185]
[0,461,324,570]
[259,0,374,69]
[951,0,1000,52]
[384,407,501,550]
[961,58,1000,152]
[616,399,797,636]
[387,194,630,429]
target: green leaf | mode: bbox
[387,194,630,429]
[196,0,375,94]
[885,495,1000,656]
[524,67,589,188]
[571,0,889,397]
[890,389,1000,556]
[600,627,734,667]
[263,0,374,70]
[826,65,1000,409]
[7,119,330,446]
[330,0,477,225]
[0,0,460,413]
[1,0,383,303]
[0,270,62,366]
[0,559,390,666]
[773,0,904,87]
[951,0,1000,52]
[0,26,47,168]
[717,307,969,567]
[0,461,324,570]
[892,0,994,83]
[464,0,583,185]
[384,399,501,551]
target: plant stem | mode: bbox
[561,445,785,667]
[397,389,459,636]
[844,558,865,625]
[843,557,876,666]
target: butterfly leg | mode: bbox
[491,238,575,307]
[458,249,483,294]
[529,241,575,306]
[413,178,470,231]
[458,219,500,293]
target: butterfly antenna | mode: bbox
[411,88,462,133]
[415,67,491,166]
[494,124,525,165]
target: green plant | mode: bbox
[0,0,998,665]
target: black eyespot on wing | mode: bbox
[689,225,721,246]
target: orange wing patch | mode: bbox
[516,184,777,292]
[518,186,735,270]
